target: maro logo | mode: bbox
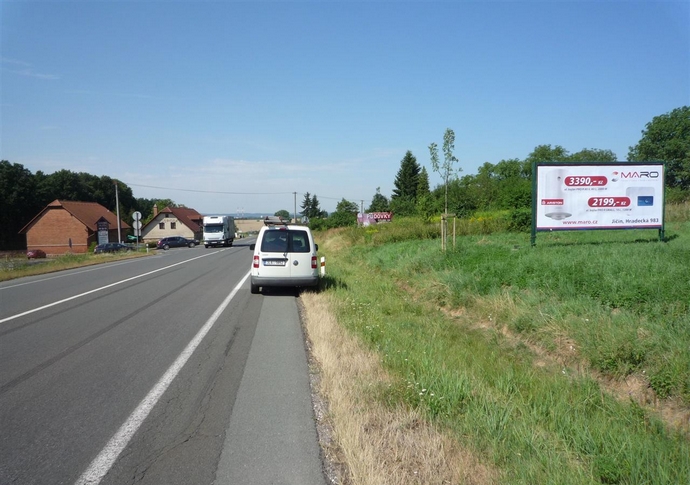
[620,170,660,179]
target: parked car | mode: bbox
[156,236,198,250]
[94,242,134,254]
[27,249,47,259]
[249,216,319,294]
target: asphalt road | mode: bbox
[0,241,326,485]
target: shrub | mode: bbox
[665,201,690,223]
[508,208,532,232]
[665,187,690,205]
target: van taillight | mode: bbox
[311,256,317,269]
[253,255,260,268]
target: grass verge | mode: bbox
[0,250,151,282]
[301,290,499,485]
[304,219,690,484]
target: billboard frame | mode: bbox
[531,161,666,246]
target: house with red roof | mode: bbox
[140,206,203,243]
[19,200,131,255]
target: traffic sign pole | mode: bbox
[132,211,142,247]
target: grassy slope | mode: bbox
[314,220,690,484]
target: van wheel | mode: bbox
[250,283,259,294]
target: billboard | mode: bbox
[97,219,110,244]
[534,163,664,231]
[357,212,393,226]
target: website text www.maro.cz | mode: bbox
[562,220,598,225]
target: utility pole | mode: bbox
[293,192,297,223]
[114,180,122,243]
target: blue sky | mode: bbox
[2,0,688,215]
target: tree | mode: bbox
[326,210,356,228]
[300,192,313,219]
[417,167,430,198]
[525,144,570,164]
[37,169,89,202]
[153,198,178,211]
[0,161,41,249]
[142,199,179,225]
[335,198,358,214]
[429,128,460,215]
[274,209,290,219]
[367,187,389,212]
[569,148,617,163]
[312,195,326,218]
[415,167,435,219]
[493,159,528,180]
[324,198,359,229]
[628,106,690,191]
[135,197,158,222]
[300,192,324,219]
[391,151,421,204]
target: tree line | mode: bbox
[304,105,689,230]
[3,106,687,248]
[0,166,173,250]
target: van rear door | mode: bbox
[287,229,316,278]
[257,228,289,278]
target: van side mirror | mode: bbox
[315,244,318,251]
[249,244,255,250]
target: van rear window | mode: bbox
[260,230,310,253]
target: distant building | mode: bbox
[140,206,203,243]
[19,199,131,255]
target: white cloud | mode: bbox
[1,57,60,80]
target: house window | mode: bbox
[159,222,165,230]
[171,222,177,230]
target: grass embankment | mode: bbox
[0,250,150,282]
[306,212,690,485]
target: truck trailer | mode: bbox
[202,215,235,248]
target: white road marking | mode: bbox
[0,249,227,291]
[74,271,250,485]
[0,259,143,290]
[0,251,224,324]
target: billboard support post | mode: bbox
[531,161,537,247]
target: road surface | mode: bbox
[0,241,326,485]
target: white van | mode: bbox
[249,217,319,294]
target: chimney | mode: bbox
[153,205,158,217]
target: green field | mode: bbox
[316,214,690,484]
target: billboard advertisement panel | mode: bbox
[535,163,664,230]
[358,212,393,226]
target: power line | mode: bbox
[126,182,364,206]
[125,182,294,196]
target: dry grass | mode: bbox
[300,291,499,485]
[0,251,151,282]
[665,201,690,223]
[235,219,265,233]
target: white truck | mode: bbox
[202,215,235,248]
